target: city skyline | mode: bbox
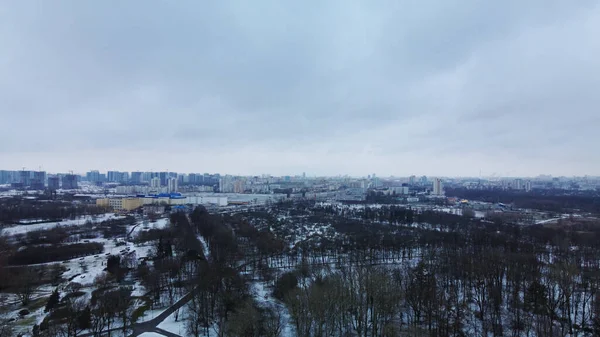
[1,167,597,180]
[2,2,600,177]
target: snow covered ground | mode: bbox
[1,213,123,236]
[157,310,187,335]
[249,279,295,336]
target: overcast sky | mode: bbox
[1,1,599,177]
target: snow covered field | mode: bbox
[1,213,123,236]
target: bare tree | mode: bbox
[15,268,40,306]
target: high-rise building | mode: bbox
[30,171,46,189]
[513,178,523,190]
[167,177,178,193]
[130,171,142,184]
[432,178,444,196]
[20,170,32,186]
[62,174,78,189]
[233,180,246,193]
[150,177,161,189]
[86,170,101,183]
[409,175,416,185]
[525,180,532,192]
[159,172,168,186]
[219,176,234,193]
[47,176,60,190]
[0,170,13,184]
[107,171,120,183]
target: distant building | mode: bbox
[150,177,161,189]
[62,174,78,189]
[389,186,409,195]
[47,176,60,190]
[513,178,523,190]
[219,176,234,193]
[0,170,14,184]
[159,172,168,186]
[20,170,32,186]
[432,178,444,196]
[186,195,228,207]
[30,171,46,189]
[233,180,246,193]
[86,170,101,183]
[97,197,143,211]
[167,177,178,193]
[107,171,120,182]
[107,171,128,183]
[525,180,532,192]
[130,171,142,184]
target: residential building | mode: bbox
[167,177,178,193]
[86,170,101,183]
[20,170,32,186]
[130,171,142,184]
[107,171,121,182]
[389,186,409,195]
[30,171,46,189]
[159,172,168,186]
[0,170,15,184]
[513,178,523,190]
[47,176,60,190]
[150,177,161,189]
[432,178,444,196]
[233,180,246,193]
[62,174,78,189]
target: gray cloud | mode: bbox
[1,1,599,176]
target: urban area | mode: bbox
[1,168,600,337]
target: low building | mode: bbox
[96,197,143,211]
[386,186,409,195]
[186,196,228,207]
[141,193,187,206]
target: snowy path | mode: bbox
[197,234,210,261]
[250,279,295,336]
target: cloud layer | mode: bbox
[1,1,599,176]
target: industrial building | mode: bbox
[186,195,228,207]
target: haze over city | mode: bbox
[2,1,600,176]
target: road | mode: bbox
[78,287,194,337]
